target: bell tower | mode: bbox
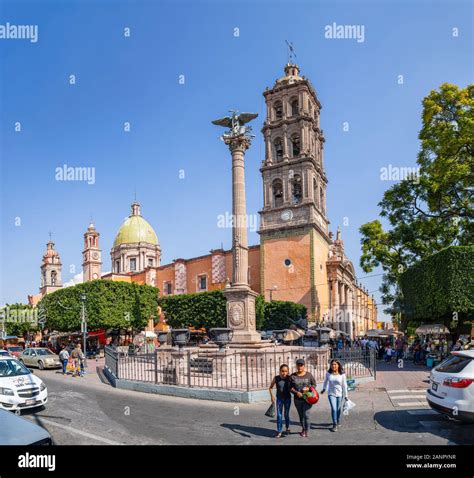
[258,63,331,320]
[82,222,102,281]
[40,238,63,296]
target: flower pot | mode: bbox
[157,331,169,345]
[209,328,234,349]
[171,329,190,347]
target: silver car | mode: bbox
[19,348,61,370]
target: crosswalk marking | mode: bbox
[397,401,429,407]
[387,389,410,393]
[389,395,426,399]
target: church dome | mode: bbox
[113,202,159,247]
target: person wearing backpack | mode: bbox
[321,359,348,432]
[58,345,70,375]
[269,364,292,438]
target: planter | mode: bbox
[156,331,169,345]
[171,329,190,347]
[272,329,287,342]
[209,328,234,349]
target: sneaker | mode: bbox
[331,425,338,432]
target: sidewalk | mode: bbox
[360,358,431,391]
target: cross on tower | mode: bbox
[285,40,297,63]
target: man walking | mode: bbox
[59,345,69,375]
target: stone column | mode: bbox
[221,134,267,347]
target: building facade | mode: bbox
[29,63,377,336]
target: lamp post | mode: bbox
[80,294,87,367]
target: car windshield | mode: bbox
[34,349,54,356]
[7,347,22,352]
[435,354,472,373]
[0,359,31,377]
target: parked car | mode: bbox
[19,348,61,370]
[0,350,12,358]
[427,350,474,423]
[4,345,23,358]
[0,357,48,412]
[0,408,52,444]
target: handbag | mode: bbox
[265,403,276,418]
[303,386,319,405]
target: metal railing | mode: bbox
[105,345,375,391]
[330,347,377,380]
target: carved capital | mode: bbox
[223,134,251,153]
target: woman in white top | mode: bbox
[321,359,348,432]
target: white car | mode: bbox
[427,350,474,423]
[0,357,48,412]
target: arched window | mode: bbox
[313,177,319,206]
[272,179,283,207]
[51,270,57,286]
[274,100,283,120]
[290,98,299,116]
[291,174,302,204]
[291,134,301,157]
[273,137,283,162]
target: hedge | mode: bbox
[400,245,474,322]
[39,280,159,332]
[158,290,306,331]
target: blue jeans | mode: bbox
[62,359,68,374]
[328,395,343,425]
[276,397,291,433]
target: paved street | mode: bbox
[16,358,473,446]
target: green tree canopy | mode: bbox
[39,280,159,332]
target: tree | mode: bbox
[39,280,159,332]
[359,84,474,328]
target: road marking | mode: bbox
[397,401,429,407]
[407,410,437,415]
[387,389,410,393]
[389,395,427,400]
[29,417,123,445]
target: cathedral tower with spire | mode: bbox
[39,238,62,296]
[82,222,102,281]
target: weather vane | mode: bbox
[285,40,297,63]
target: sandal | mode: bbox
[275,433,283,439]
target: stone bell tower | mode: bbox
[82,222,102,281]
[258,63,331,320]
[40,238,63,296]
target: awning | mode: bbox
[415,324,450,335]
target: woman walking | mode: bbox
[321,359,348,432]
[269,364,292,438]
[289,359,317,437]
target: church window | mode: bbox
[284,258,292,267]
[115,261,120,273]
[291,134,301,157]
[290,98,299,116]
[165,282,172,295]
[148,258,154,267]
[274,100,283,120]
[313,178,318,206]
[291,174,302,204]
[51,270,57,286]
[320,187,325,213]
[272,179,283,207]
[273,138,283,162]
[130,258,137,271]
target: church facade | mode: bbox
[29,63,377,337]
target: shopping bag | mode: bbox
[265,403,276,418]
[343,399,356,415]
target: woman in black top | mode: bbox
[269,364,292,438]
[290,359,317,437]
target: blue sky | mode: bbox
[1,0,472,320]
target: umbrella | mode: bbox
[415,324,450,335]
[283,329,304,342]
[364,329,381,337]
[144,331,157,338]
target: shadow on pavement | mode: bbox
[374,410,474,445]
[221,423,275,438]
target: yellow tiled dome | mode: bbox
[113,203,159,247]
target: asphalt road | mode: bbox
[19,369,474,445]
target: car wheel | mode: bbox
[38,361,45,370]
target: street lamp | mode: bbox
[267,285,278,301]
[80,294,87,368]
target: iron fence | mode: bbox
[330,347,377,380]
[105,345,376,391]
